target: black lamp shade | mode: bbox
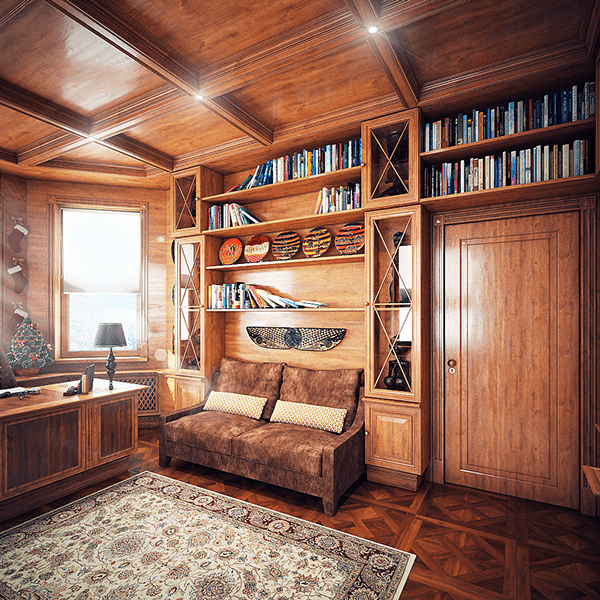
[94,323,127,348]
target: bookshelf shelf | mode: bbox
[206,307,364,313]
[203,206,367,237]
[205,166,362,205]
[421,173,597,210]
[206,253,364,272]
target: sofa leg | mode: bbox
[322,496,339,517]
[159,452,172,467]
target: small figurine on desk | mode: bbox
[63,382,81,396]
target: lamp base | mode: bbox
[105,347,117,390]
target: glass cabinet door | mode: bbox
[366,205,428,402]
[172,168,200,236]
[175,237,202,373]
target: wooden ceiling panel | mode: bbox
[112,0,348,68]
[123,101,244,157]
[403,0,585,84]
[0,105,58,150]
[233,42,396,127]
[55,141,146,165]
[0,0,165,115]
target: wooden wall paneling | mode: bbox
[1,174,27,349]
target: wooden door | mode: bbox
[444,210,580,508]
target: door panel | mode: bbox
[444,212,579,508]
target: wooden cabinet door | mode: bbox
[444,210,580,508]
[364,398,427,489]
[88,393,137,467]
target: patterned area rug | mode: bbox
[0,472,415,599]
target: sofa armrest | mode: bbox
[159,401,206,426]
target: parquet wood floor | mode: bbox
[2,428,600,599]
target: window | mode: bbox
[54,201,147,360]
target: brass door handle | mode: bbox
[447,359,457,374]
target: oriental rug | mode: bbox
[0,472,415,600]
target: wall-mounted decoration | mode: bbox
[302,227,331,258]
[7,257,27,294]
[8,302,28,335]
[247,326,346,351]
[334,222,365,255]
[8,217,28,254]
[244,234,269,263]
[219,238,242,265]
[272,231,300,260]
[6,316,53,376]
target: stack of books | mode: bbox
[424,139,592,197]
[227,138,362,192]
[423,81,596,151]
[314,183,361,214]
[208,203,261,230]
[207,282,327,310]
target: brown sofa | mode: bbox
[159,358,365,515]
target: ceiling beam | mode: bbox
[0,0,33,28]
[98,134,174,172]
[17,133,92,166]
[0,79,90,136]
[42,0,274,145]
[345,0,419,107]
[0,147,17,164]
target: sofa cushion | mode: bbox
[279,365,362,432]
[0,348,17,389]
[163,411,265,455]
[270,399,346,434]
[204,391,267,420]
[232,423,339,477]
[213,357,284,420]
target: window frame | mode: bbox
[51,197,149,363]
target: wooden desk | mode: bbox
[0,380,146,521]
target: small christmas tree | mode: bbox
[7,317,53,374]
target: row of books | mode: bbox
[207,282,327,310]
[424,139,592,197]
[424,81,596,151]
[314,183,361,214]
[207,203,262,230]
[227,138,362,192]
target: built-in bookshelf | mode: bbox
[421,81,596,202]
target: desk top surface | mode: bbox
[0,380,148,418]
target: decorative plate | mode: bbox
[246,326,346,351]
[272,231,301,260]
[244,234,270,263]
[219,238,242,265]
[334,222,365,255]
[302,227,331,258]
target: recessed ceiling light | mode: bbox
[194,94,204,100]
[367,25,379,34]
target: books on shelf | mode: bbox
[207,281,328,310]
[228,138,362,191]
[423,81,595,152]
[208,203,262,230]
[314,183,361,214]
[423,139,592,197]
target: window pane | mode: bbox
[62,209,140,293]
[68,294,137,352]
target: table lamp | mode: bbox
[94,323,127,390]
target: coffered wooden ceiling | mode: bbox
[0,0,597,189]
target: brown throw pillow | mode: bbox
[0,348,18,389]
[213,357,285,420]
[278,365,363,432]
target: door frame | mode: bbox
[429,195,598,515]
